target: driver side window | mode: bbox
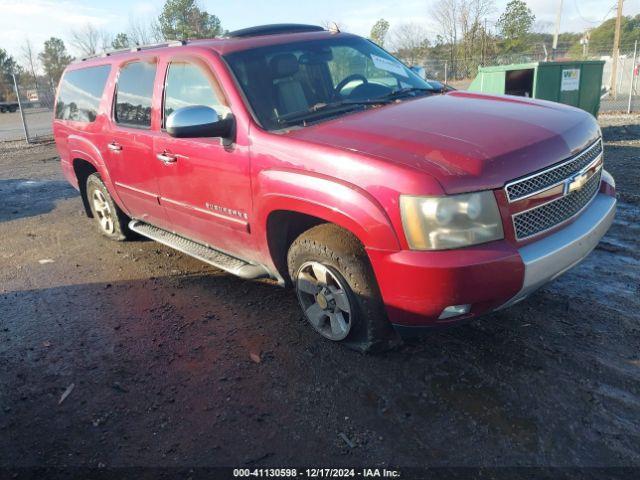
[163,59,230,126]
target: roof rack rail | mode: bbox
[226,24,325,39]
[79,39,188,62]
[128,39,187,52]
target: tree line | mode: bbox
[1,0,637,101]
[370,0,639,81]
[0,0,223,100]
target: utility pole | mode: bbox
[580,31,590,58]
[628,40,637,114]
[610,0,625,98]
[552,0,564,59]
[481,18,487,66]
[12,73,30,144]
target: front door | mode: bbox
[104,58,168,228]
[154,56,253,258]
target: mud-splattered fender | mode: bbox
[67,135,129,215]
[254,169,401,252]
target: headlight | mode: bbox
[400,191,504,250]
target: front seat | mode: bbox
[269,53,309,116]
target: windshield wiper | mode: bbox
[381,87,433,101]
[278,98,392,126]
[277,89,432,127]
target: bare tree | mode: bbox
[99,30,112,53]
[431,0,459,70]
[389,24,431,66]
[431,0,495,78]
[459,0,495,74]
[126,16,166,45]
[70,24,111,57]
[150,18,166,43]
[319,20,348,32]
[20,38,39,89]
[128,16,155,45]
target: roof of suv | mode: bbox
[75,24,353,66]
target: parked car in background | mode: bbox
[409,65,452,93]
[53,24,616,351]
[0,101,18,113]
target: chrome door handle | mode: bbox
[107,142,122,152]
[156,152,177,164]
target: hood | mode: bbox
[286,91,600,194]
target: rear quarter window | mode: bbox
[55,65,111,122]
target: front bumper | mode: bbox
[368,188,616,328]
[496,192,616,310]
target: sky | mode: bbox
[0,0,638,61]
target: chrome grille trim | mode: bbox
[505,139,603,203]
[512,167,602,240]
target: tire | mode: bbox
[287,224,400,352]
[86,173,132,241]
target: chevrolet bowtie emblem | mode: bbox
[564,170,591,195]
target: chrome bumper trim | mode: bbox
[497,193,616,310]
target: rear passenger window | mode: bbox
[115,60,157,128]
[55,65,111,122]
[163,60,230,124]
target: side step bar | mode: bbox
[128,220,270,279]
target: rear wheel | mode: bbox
[86,173,132,241]
[288,224,400,352]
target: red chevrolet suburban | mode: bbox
[53,24,616,351]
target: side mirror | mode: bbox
[166,105,233,139]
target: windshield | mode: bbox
[224,36,433,130]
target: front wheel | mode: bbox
[287,224,400,352]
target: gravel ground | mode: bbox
[0,108,53,142]
[0,115,639,473]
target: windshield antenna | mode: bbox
[328,22,341,34]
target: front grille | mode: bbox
[513,168,601,240]
[506,139,603,202]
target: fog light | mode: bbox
[438,304,471,320]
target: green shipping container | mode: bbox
[468,60,605,117]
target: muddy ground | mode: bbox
[0,116,639,473]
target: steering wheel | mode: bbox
[334,74,368,98]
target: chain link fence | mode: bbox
[13,75,56,142]
[2,40,638,144]
[600,52,640,113]
[0,75,55,143]
[413,41,640,115]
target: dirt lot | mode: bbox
[0,116,639,473]
[0,108,53,142]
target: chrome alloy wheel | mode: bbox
[91,189,115,235]
[295,261,353,341]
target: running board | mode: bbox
[128,220,270,279]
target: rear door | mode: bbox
[104,58,169,228]
[153,55,253,257]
